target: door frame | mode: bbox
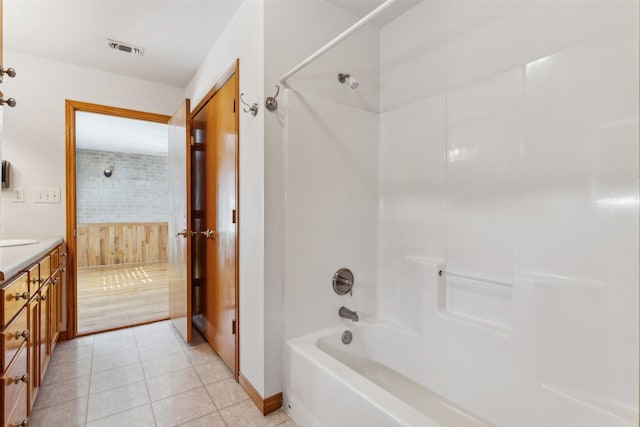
[190,59,240,379]
[64,100,171,339]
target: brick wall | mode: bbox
[76,149,168,223]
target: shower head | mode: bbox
[338,73,359,89]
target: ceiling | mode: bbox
[76,112,168,156]
[325,0,421,27]
[3,0,242,88]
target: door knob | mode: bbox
[15,329,30,339]
[0,97,16,107]
[15,292,30,300]
[14,373,29,384]
[0,67,16,78]
[201,229,216,239]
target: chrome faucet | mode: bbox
[339,306,359,322]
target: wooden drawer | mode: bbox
[5,384,27,427]
[50,247,60,272]
[1,307,29,372]
[1,342,28,424]
[39,255,51,285]
[26,264,39,296]
[1,273,29,328]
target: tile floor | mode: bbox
[31,321,296,427]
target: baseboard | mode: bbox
[238,372,283,415]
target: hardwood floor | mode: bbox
[77,261,169,334]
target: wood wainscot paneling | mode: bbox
[76,222,168,267]
[239,372,283,415]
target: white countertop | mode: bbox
[0,237,64,283]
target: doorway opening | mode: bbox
[66,101,171,336]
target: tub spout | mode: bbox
[339,306,359,322]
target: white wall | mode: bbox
[0,50,183,238]
[264,0,380,398]
[378,1,638,425]
[184,0,267,396]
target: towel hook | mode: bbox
[265,84,280,112]
[240,93,258,116]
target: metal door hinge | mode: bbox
[232,319,236,335]
[190,135,195,146]
[73,229,77,237]
[232,209,236,224]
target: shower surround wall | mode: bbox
[377,1,638,426]
[280,0,638,425]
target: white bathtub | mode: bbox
[284,321,495,427]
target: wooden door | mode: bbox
[191,70,238,372]
[168,99,192,343]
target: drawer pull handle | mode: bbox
[52,278,59,285]
[41,294,48,301]
[61,253,67,257]
[61,268,66,273]
[15,329,30,339]
[30,278,43,285]
[16,419,29,427]
[35,295,41,302]
[14,291,30,300]
[14,373,29,383]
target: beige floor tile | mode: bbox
[276,420,298,427]
[143,351,192,379]
[151,387,216,427]
[219,400,289,427]
[56,335,95,349]
[85,404,156,427]
[28,396,88,427]
[33,374,90,410]
[136,328,178,347]
[146,367,203,401]
[42,357,92,385]
[92,348,140,373]
[178,329,207,349]
[93,328,135,343]
[179,411,227,427]
[90,362,145,394]
[93,335,138,357]
[49,343,94,366]
[138,337,183,361]
[205,377,249,409]
[87,380,150,421]
[134,320,173,335]
[185,343,221,366]
[193,358,233,384]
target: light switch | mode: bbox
[34,187,61,203]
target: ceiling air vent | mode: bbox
[106,39,144,56]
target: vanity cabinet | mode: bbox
[0,243,64,427]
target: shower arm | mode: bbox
[278,0,401,88]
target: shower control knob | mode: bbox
[0,97,16,107]
[0,67,16,78]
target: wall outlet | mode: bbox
[13,188,24,203]
[34,187,61,204]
